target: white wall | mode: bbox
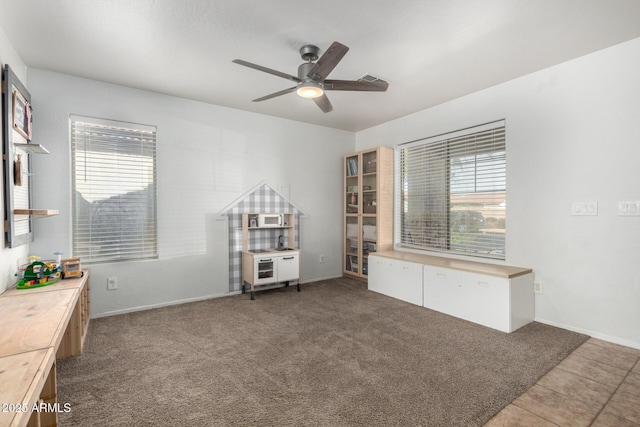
[9,22,639,348]
[356,38,640,349]
[27,69,353,316]
[0,25,29,294]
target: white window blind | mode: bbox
[70,116,157,263]
[397,121,506,259]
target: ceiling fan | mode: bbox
[232,41,388,113]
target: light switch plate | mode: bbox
[572,201,598,216]
[618,201,640,216]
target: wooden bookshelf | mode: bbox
[343,147,393,279]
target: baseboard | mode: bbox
[535,317,640,350]
[91,275,346,319]
[300,274,344,284]
[92,291,239,319]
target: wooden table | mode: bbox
[0,272,90,427]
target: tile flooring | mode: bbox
[485,338,640,426]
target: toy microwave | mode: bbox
[258,213,283,227]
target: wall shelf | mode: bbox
[12,142,50,154]
[14,209,59,217]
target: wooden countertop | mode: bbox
[372,251,532,279]
[2,274,87,297]
[242,248,300,256]
[0,348,55,427]
[0,288,77,356]
[0,273,89,427]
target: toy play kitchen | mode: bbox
[241,213,301,300]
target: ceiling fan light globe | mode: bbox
[297,82,324,99]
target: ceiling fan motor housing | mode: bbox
[297,62,324,98]
[298,62,317,80]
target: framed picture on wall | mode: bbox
[12,89,31,140]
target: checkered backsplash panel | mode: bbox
[227,184,300,292]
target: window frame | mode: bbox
[394,120,506,260]
[70,115,158,264]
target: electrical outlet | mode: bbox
[534,280,543,294]
[107,276,118,290]
[319,254,325,263]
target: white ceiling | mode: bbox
[2,0,640,132]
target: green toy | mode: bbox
[16,260,59,289]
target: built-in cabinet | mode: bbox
[241,213,300,300]
[369,251,534,333]
[343,147,393,279]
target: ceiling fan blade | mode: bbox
[324,79,389,92]
[313,94,333,113]
[232,59,301,82]
[307,42,349,81]
[252,86,297,102]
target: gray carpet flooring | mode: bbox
[57,277,588,426]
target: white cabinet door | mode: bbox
[423,266,511,332]
[369,255,423,306]
[368,255,390,295]
[277,254,299,282]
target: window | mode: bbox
[397,121,506,259]
[70,116,157,263]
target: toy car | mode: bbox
[61,258,83,279]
